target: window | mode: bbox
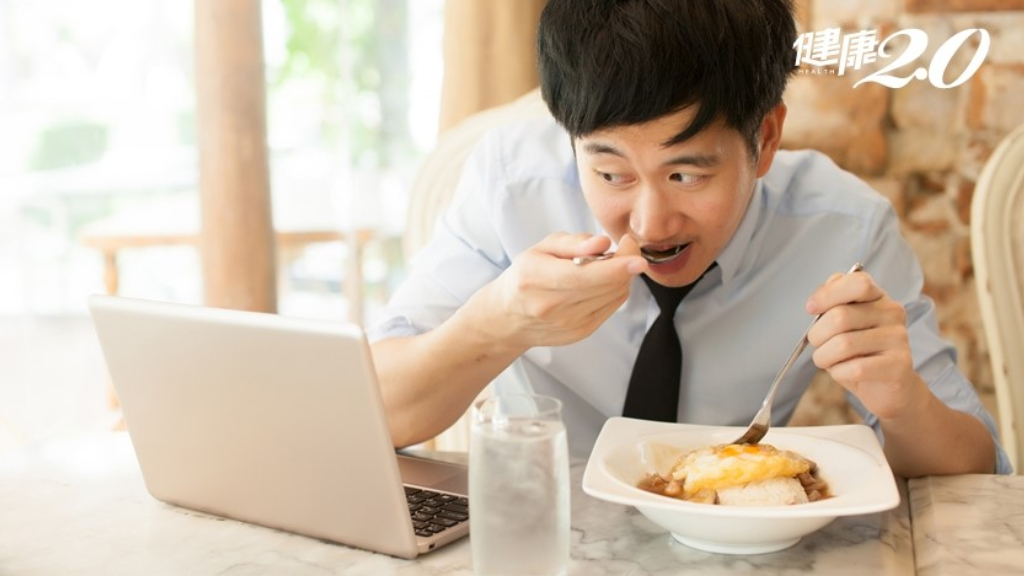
[0,0,444,320]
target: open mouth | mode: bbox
[640,243,689,264]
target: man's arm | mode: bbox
[371,306,525,449]
[371,233,647,448]
[875,378,995,478]
[806,270,996,477]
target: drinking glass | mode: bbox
[469,394,570,576]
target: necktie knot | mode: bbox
[641,274,696,317]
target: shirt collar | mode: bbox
[714,179,766,289]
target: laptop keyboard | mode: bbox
[404,486,470,538]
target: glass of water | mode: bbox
[469,394,570,576]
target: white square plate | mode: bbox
[582,418,900,554]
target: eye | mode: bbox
[670,172,705,185]
[596,170,632,185]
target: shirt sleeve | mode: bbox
[366,131,510,344]
[846,202,1013,474]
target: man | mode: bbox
[369,0,1010,476]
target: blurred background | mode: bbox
[0,0,546,449]
[0,0,444,320]
[2,0,1023,454]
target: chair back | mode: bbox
[404,88,548,259]
[971,123,1024,473]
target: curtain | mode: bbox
[438,0,548,133]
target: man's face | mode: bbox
[575,104,784,287]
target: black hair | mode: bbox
[537,0,798,156]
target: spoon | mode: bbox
[732,262,865,445]
[572,247,685,265]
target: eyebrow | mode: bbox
[581,142,721,168]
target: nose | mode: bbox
[630,184,682,244]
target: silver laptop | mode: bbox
[88,294,469,559]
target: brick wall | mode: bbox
[786,1,1024,426]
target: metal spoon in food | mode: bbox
[732,262,865,445]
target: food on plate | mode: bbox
[637,443,830,505]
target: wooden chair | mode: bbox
[405,88,547,451]
[971,123,1024,473]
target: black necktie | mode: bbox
[622,265,715,421]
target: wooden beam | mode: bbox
[194,0,277,312]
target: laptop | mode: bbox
[88,294,470,559]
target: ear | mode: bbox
[754,103,787,178]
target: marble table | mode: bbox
[0,432,916,575]
[909,474,1024,576]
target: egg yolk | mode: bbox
[671,444,812,495]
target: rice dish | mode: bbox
[638,443,829,506]
[716,477,808,506]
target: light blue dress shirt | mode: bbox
[369,113,1011,473]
